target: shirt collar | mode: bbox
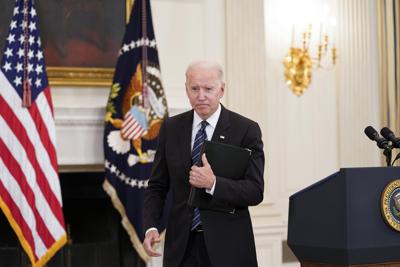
[193,104,221,129]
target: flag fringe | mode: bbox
[103,178,166,262]
[0,196,67,267]
[33,235,67,267]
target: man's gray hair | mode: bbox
[185,60,224,83]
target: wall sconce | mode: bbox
[283,24,337,96]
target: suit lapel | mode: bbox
[181,110,194,171]
[211,105,230,144]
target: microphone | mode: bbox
[380,127,400,148]
[364,126,390,149]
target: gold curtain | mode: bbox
[378,0,400,133]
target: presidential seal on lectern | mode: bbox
[381,179,400,232]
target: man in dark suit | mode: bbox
[143,60,264,267]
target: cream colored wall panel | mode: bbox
[225,0,270,203]
[336,0,381,167]
[152,0,205,86]
[152,0,225,110]
[254,225,286,267]
[225,0,267,122]
[163,85,190,110]
[52,87,109,108]
[55,107,105,165]
[225,2,289,265]
[263,0,339,219]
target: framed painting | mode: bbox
[0,0,133,87]
[0,1,13,57]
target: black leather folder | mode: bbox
[187,140,251,210]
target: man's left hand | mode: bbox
[189,154,215,189]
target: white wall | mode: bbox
[53,0,383,266]
[262,0,381,265]
[262,0,381,225]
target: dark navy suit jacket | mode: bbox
[143,105,265,267]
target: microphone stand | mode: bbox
[383,147,392,167]
[391,151,400,166]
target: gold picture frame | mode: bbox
[45,0,133,87]
[47,67,115,87]
[56,0,137,88]
[57,0,133,87]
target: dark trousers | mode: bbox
[179,231,212,267]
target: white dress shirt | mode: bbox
[191,104,221,195]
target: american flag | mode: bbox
[121,107,148,140]
[0,0,67,266]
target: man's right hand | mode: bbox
[143,229,162,257]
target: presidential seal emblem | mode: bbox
[381,179,400,232]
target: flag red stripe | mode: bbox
[43,87,54,116]
[128,131,144,140]
[28,90,58,174]
[0,180,37,260]
[124,122,141,138]
[121,115,134,133]
[0,96,64,226]
[126,127,141,140]
[0,139,56,248]
[129,124,144,138]
[128,130,143,140]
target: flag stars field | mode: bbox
[2,8,46,95]
[16,63,23,72]
[36,51,43,60]
[14,76,22,86]
[4,48,13,58]
[7,33,15,43]
[10,21,17,30]
[28,36,35,45]
[3,62,12,72]
[28,22,36,31]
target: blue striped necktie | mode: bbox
[191,120,208,231]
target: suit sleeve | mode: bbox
[213,122,264,207]
[143,120,170,231]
